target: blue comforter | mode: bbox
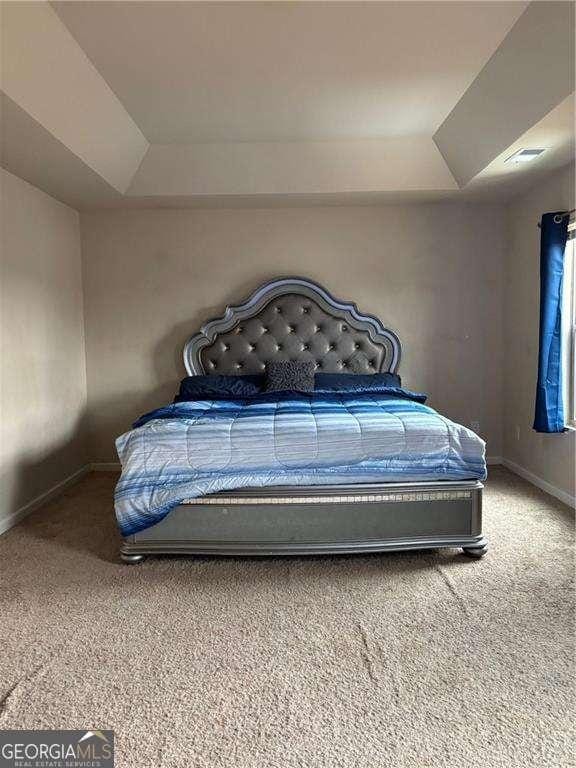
[115,389,486,535]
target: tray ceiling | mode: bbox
[1,1,573,208]
[51,1,527,144]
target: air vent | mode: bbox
[505,149,546,164]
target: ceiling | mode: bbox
[1,1,573,209]
[463,94,575,199]
[51,1,527,144]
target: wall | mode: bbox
[503,163,575,500]
[81,203,505,461]
[0,169,88,531]
[1,162,573,528]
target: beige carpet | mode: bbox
[0,467,573,768]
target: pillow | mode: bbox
[264,360,315,393]
[314,372,401,393]
[175,374,263,402]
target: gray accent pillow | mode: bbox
[264,360,315,393]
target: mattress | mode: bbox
[115,391,486,535]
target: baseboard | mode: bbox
[0,464,90,536]
[91,462,121,471]
[4,457,569,539]
[501,458,575,508]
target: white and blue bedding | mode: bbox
[115,387,486,535]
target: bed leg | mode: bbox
[121,552,146,564]
[462,540,489,558]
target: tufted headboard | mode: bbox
[183,277,401,376]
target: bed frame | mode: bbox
[121,277,487,563]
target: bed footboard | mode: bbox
[120,480,486,563]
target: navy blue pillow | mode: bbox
[314,372,401,393]
[175,375,264,402]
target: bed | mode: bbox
[117,276,488,563]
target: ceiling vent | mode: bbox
[505,149,546,163]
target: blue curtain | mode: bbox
[533,212,569,433]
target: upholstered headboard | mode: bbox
[183,277,401,376]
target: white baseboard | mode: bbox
[2,456,570,539]
[91,462,121,471]
[0,464,90,536]
[501,458,575,508]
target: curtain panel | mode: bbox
[533,212,569,433]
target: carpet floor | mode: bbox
[0,467,573,768]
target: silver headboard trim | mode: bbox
[183,276,401,375]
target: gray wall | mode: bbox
[0,169,88,530]
[503,164,575,499]
[80,203,506,461]
[3,164,574,517]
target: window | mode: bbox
[562,220,576,427]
